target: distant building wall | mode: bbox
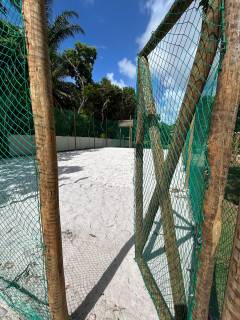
[8,135,130,156]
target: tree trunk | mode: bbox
[192,0,240,318]
[22,1,69,319]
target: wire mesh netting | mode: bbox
[209,133,240,318]
[54,108,130,142]
[0,1,50,318]
[134,0,237,319]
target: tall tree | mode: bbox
[83,78,136,121]
[47,10,84,109]
[63,42,97,87]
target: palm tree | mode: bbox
[1,0,84,109]
[48,11,84,52]
[43,0,84,109]
[47,9,84,109]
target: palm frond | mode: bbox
[48,10,84,51]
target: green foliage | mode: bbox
[0,0,136,151]
[54,108,121,139]
[48,10,85,110]
[54,109,94,137]
[45,4,136,120]
[83,78,137,121]
[63,42,97,87]
[48,11,84,52]
[225,167,240,205]
[159,122,174,148]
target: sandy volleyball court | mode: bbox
[0,148,159,319]
[59,148,158,319]
[0,147,193,320]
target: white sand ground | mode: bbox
[0,147,193,319]
[59,148,158,319]
[0,148,158,320]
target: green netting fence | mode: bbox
[54,108,130,142]
[134,0,238,319]
[0,1,50,319]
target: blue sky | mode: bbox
[52,0,173,88]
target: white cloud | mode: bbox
[118,58,136,79]
[137,0,174,49]
[106,73,126,88]
[136,1,208,126]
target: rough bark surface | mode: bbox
[22,1,69,319]
[135,71,144,257]
[192,0,240,318]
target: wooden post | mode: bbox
[139,56,187,318]
[142,0,221,239]
[185,116,195,188]
[129,116,133,148]
[137,257,172,320]
[135,91,144,258]
[192,0,240,318]
[93,115,96,149]
[140,0,194,57]
[105,117,108,147]
[135,66,147,259]
[74,108,77,150]
[120,128,122,147]
[22,1,69,319]
[130,127,133,148]
[221,204,240,320]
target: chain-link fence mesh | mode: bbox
[134,0,238,319]
[0,1,50,319]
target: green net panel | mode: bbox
[0,1,50,319]
[54,108,129,141]
[134,0,235,319]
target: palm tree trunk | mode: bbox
[192,0,240,318]
[22,1,69,319]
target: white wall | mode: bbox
[8,135,130,156]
